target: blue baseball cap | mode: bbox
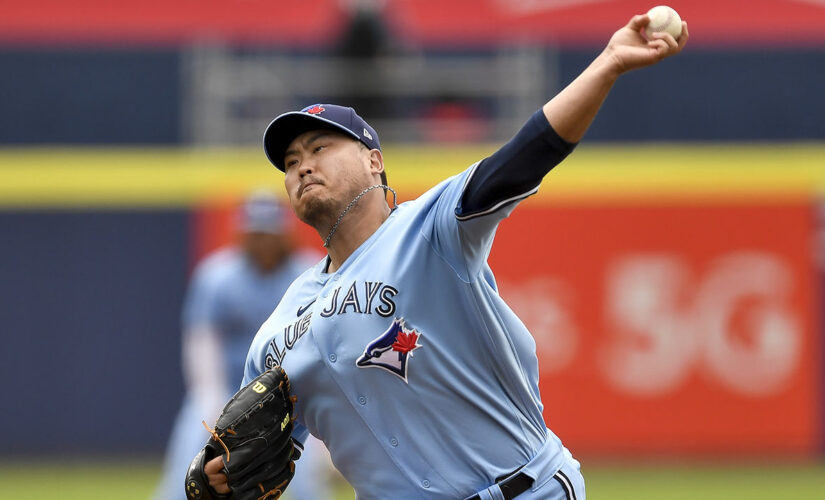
[263,103,381,172]
[238,189,292,234]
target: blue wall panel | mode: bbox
[1,47,823,145]
[0,210,189,453]
[0,49,180,144]
[560,48,825,141]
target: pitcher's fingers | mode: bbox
[204,456,225,475]
[204,456,231,494]
[650,32,679,51]
[677,22,690,49]
[627,14,650,32]
[647,38,670,57]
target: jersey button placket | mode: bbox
[421,479,430,488]
[358,396,367,405]
[389,437,398,447]
[328,353,337,363]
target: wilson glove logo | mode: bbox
[252,382,268,394]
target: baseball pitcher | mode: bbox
[189,12,688,500]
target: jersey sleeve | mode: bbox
[457,109,576,219]
[426,110,576,280]
[181,259,226,332]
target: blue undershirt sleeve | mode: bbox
[456,109,577,219]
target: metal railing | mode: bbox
[183,44,556,145]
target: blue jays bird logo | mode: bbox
[356,318,422,382]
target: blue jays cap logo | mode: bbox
[302,104,325,115]
[356,318,422,382]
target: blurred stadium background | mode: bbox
[1,0,824,498]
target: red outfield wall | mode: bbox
[3,0,825,46]
[495,202,820,456]
[194,198,822,457]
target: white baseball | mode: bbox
[644,5,683,40]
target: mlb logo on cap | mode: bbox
[263,104,381,171]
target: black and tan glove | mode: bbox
[184,366,298,500]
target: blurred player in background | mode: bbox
[152,190,330,500]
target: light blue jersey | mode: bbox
[184,248,316,384]
[244,165,573,499]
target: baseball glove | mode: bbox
[185,366,298,500]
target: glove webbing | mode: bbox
[257,477,291,500]
[202,420,234,463]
